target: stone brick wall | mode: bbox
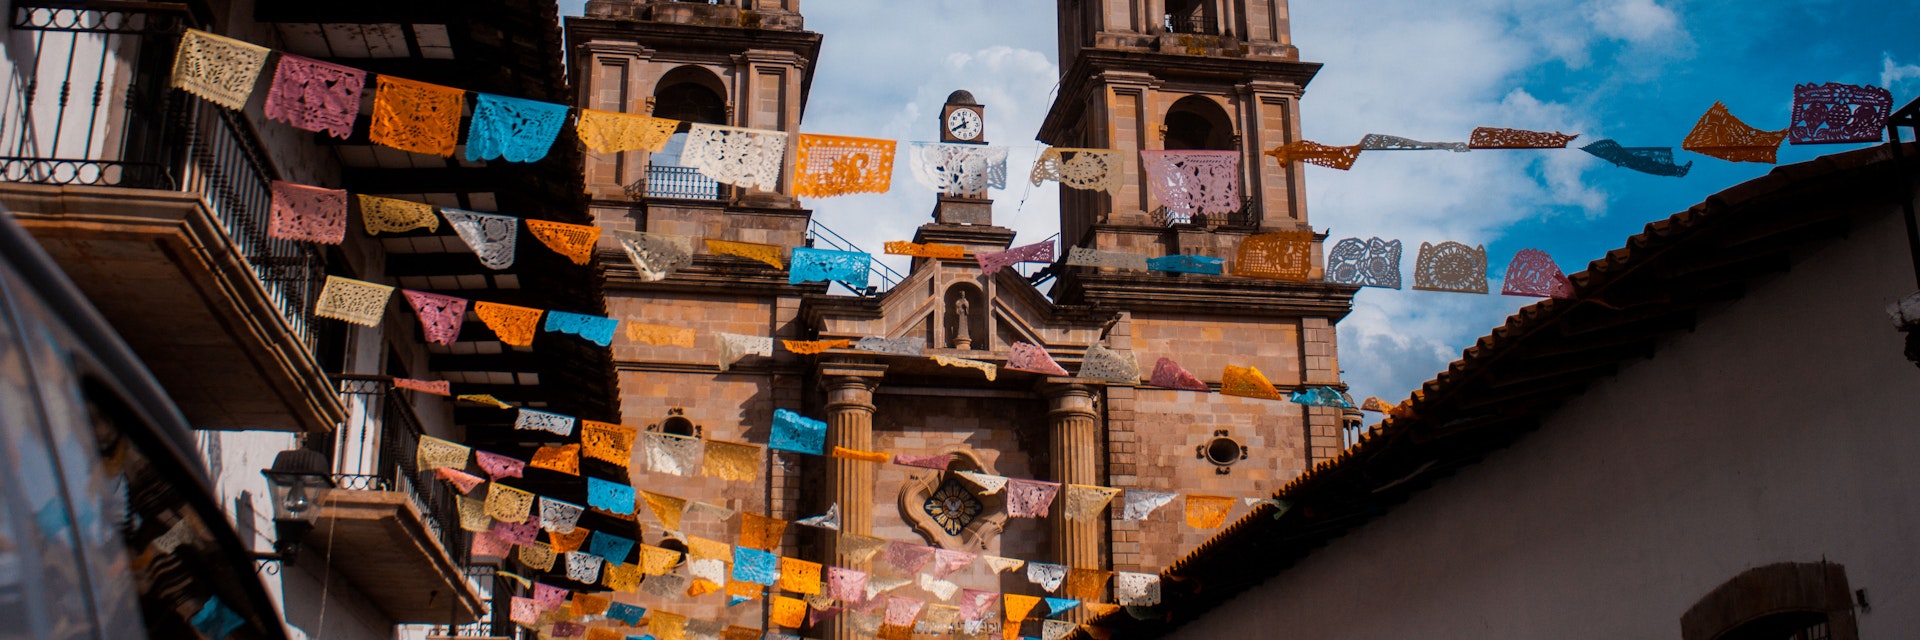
[868,391,1055,602]
[1129,311,1304,386]
[602,282,804,624]
[1116,388,1306,571]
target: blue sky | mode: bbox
[561,0,1920,409]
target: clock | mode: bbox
[946,108,983,142]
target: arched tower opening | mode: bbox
[1164,95,1235,151]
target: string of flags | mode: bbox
[418,411,1229,640]
[1268,84,1895,177]
[321,263,1384,407]
[175,27,1897,221]
[173,25,1901,640]
[291,171,1576,302]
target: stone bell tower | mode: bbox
[1042,0,1318,256]
[1038,0,1359,572]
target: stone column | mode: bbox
[822,362,884,640]
[1041,379,1103,573]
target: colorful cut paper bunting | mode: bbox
[1265,140,1362,170]
[795,133,897,197]
[771,409,828,455]
[1467,127,1578,149]
[576,109,678,153]
[466,93,570,163]
[1789,83,1892,145]
[262,53,365,138]
[1149,357,1209,391]
[369,75,463,157]
[1220,365,1283,400]
[170,30,270,110]
[1683,102,1789,164]
[268,181,347,244]
[1006,342,1067,376]
[525,219,602,266]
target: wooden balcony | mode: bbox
[306,488,487,624]
[1,183,343,433]
[0,7,339,432]
[304,379,486,624]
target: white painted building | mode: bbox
[3,1,594,638]
[1090,143,1920,640]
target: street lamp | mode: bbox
[260,448,333,565]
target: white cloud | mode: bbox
[801,44,1063,278]
[1883,53,1920,98]
[1586,0,1683,45]
[1292,0,1685,405]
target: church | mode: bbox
[566,0,1355,635]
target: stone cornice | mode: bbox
[599,252,828,297]
[612,359,806,376]
[1039,50,1322,143]
[566,15,822,103]
[1052,269,1358,319]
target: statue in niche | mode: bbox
[953,294,973,349]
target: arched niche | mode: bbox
[652,65,729,131]
[943,282,988,351]
[1164,94,1235,151]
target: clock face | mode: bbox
[947,108,983,141]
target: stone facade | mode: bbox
[566,0,1352,635]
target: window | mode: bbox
[1165,0,1218,35]
[1163,95,1235,151]
[652,66,728,130]
[650,407,702,438]
[642,66,730,200]
[1682,562,1858,640]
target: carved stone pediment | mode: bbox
[801,261,1108,364]
[897,449,1007,550]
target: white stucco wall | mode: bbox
[196,429,395,640]
[1166,202,1920,639]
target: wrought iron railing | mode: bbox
[1152,196,1261,228]
[4,2,326,350]
[630,164,724,200]
[806,219,904,294]
[3,1,187,188]
[176,99,327,347]
[333,376,469,569]
[1166,12,1220,35]
[1013,233,1062,288]
[404,565,507,638]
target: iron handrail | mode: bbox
[332,376,470,572]
[3,3,325,350]
[806,218,904,294]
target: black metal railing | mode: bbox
[1152,196,1262,228]
[1166,12,1220,35]
[3,1,190,188]
[1013,233,1063,288]
[407,565,506,638]
[4,2,326,350]
[630,164,724,200]
[176,99,327,347]
[806,219,903,294]
[333,376,469,569]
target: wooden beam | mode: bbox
[343,167,507,195]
